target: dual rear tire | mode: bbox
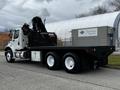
[46,52,81,73]
[46,52,61,70]
[63,53,81,73]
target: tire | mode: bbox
[45,52,60,70]
[5,50,15,63]
[63,53,81,73]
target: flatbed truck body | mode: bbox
[15,45,115,73]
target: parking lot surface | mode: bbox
[0,53,120,90]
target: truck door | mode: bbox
[10,30,19,49]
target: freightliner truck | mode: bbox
[4,11,120,73]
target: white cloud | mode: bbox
[0,0,114,30]
[0,0,7,9]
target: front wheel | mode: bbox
[5,50,15,63]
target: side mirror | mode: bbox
[9,30,12,39]
[8,33,12,39]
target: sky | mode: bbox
[0,0,114,31]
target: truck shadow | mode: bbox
[14,60,46,68]
[13,60,105,74]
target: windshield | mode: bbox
[10,29,19,39]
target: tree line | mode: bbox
[76,0,120,18]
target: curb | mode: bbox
[105,65,120,70]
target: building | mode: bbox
[0,32,10,50]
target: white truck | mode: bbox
[5,12,119,73]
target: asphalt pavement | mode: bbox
[0,52,120,90]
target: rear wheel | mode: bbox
[63,53,81,73]
[5,50,15,63]
[46,52,60,70]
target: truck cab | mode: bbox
[5,17,57,63]
[5,28,29,62]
